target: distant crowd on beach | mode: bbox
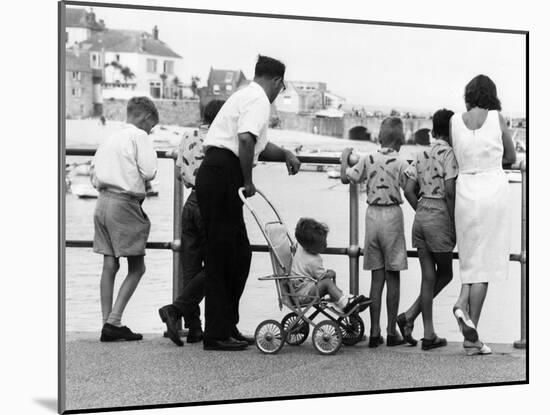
[88,54,515,355]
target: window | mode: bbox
[72,71,81,81]
[224,72,233,83]
[91,53,101,69]
[283,96,292,105]
[213,84,220,95]
[71,88,82,97]
[225,84,233,92]
[149,81,161,98]
[65,32,68,43]
[163,60,174,74]
[147,58,157,73]
[116,54,120,62]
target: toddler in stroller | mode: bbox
[240,188,371,355]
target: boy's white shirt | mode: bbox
[91,123,158,197]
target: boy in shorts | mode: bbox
[340,117,409,348]
[91,97,159,342]
[398,109,458,350]
[158,100,225,347]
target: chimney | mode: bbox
[140,32,146,52]
[152,25,159,40]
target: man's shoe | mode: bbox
[203,337,248,351]
[187,327,204,343]
[231,328,255,345]
[158,305,183,347]
[100,323,143,342]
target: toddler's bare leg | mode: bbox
[100,256,119,325]
[369,269,385,336]
[315,279,343,302]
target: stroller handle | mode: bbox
[238,187,295,267]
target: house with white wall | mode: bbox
[65,8,105,48]
[81,25,183,101]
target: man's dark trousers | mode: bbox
[195,147,252,341]
[172,190,205,330]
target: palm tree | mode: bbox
[191,76,200,98]
[172,76,180,99]
[120,66,135,83]
[160,72,168,98]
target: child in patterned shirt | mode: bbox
[340,117,409,348]
[398,109,458,351]
[159,99,225,347]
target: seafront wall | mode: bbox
[276,111,432,141]
[102,98,201,126]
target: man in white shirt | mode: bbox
[91,96,158,342]
[196,55,301,351]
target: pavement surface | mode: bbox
[63,332,526,412]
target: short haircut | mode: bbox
[254,55,285,79]
[379,117,404,147]
[464,74,502,111]
[203,99,225,125]
[432,108,455,138]
[295,217,328,251]
[127,96,159,123]
[414,128,431,145]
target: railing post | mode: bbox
[172,155,184,332]
[349,183,360,295]
[514,160,527,349]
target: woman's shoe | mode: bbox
[463,340,492,356]
[397,313,418,346]
[453,306,479,342]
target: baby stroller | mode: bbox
[239,187,370,355]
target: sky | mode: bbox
[74,5,526,117]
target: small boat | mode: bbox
[71,183,99,199]
[73,161,93,176]
[72,180,160,199]
[327,168,341,179]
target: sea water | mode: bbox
[65,120,523,343]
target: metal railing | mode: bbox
[65,148,527,349]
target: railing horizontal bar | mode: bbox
[66,148,176,159]
[65,148,524,170]
[66,240,172,249]
[66,240,523,262]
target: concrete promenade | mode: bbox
[64,332,526,412]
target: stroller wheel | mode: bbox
[255,320,285,354]
[281,313,310,345]
[339,314,365,346]
[312,320,342,355]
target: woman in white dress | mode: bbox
[450,75,516,355]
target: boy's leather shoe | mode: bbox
[187,327,204,343]
[203,337,248,351]
[386,333,406,347]
[100,323,143,342]
[158,305,183,347]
